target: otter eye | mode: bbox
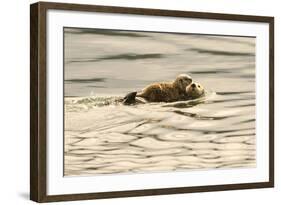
[198,85,201,88]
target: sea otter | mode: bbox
[184,82,205,100]
[123,81,205,105]
[133,74,192,103]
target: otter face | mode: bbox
[174,74,192,91]
[186,82,205,99]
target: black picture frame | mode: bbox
[30,1,274,202]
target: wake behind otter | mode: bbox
[64,90,215,113]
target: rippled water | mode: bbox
[64,28,256,176]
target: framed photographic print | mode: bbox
[30,1,274,202]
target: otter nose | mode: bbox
[191,83,196,88]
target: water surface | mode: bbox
[64,28,256,176]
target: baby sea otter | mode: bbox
[185,82,205,99]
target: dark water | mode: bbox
[64,28,256,176]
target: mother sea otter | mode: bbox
[123,74,197,104]
[136,74,192,102]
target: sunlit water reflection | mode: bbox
[64,28,256,176]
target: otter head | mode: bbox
[173,74,192,92]
[186,82,205,99]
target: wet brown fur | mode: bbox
[137,81,185,102]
